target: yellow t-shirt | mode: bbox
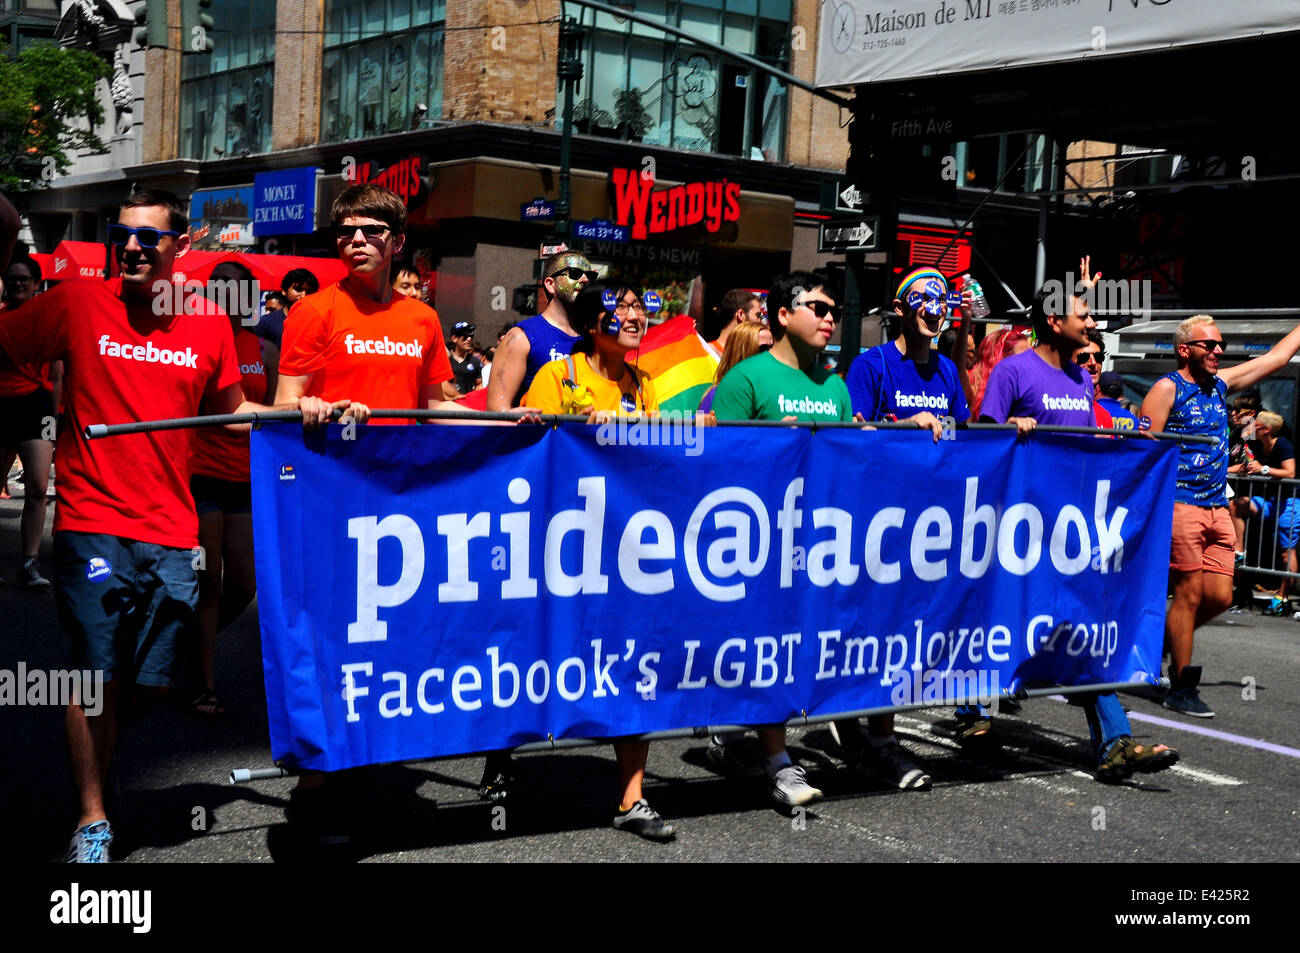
[523,353,659,415]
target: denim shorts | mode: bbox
[53,531,199,687]
[1279,498,1300,550]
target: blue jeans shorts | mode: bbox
[53,531,199,688]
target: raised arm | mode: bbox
[1221,322,1300,394]
[955,292,975,410]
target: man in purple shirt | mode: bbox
[977,257,1179,781]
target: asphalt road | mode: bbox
[3,494,1297,865]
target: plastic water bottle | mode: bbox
[963,274,991,318]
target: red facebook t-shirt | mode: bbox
[0,299,52,397]
[278,282,452,424]
[0,279,240,548]
[191,328,267,482]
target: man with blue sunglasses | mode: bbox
[0,190,350,862]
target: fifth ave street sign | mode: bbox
[819,217,878,253]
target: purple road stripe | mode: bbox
[1047,695,1300,758]
[1125,711,1300,758]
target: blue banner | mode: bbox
[253,167,318,235]
[252,424,1178,772]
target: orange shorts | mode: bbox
[1170,503,1235,576]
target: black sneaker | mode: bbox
[18,557,50,590]
[1164,687,1214,718]
[612,799,676,841]
[478,751,513,801]
[705,737,763,779]
[1164,665,1214,718]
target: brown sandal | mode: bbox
[190,689,227,718]
[1096,736,1178,782]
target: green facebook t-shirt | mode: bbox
[712,351,853,422]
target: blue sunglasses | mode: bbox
[109,224,181,247]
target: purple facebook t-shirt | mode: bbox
[980,349,1095,426]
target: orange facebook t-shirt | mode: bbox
[191,328,268,482]
[278,282,452,423]
[0,279,240,549]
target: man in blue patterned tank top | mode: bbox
[487,251,594,410]
[1141,314,1300,718]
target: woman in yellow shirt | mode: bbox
[523,282,674,842]
[524,282,657,418]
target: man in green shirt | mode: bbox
[707,272,842,808]
[711,276,852,424]
[710,271,933,799]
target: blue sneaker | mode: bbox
[67,820,113,863]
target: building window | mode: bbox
[321,0,445,143]
[179,0,276,159]
[955,133,1054,195]
[569,0,791,161]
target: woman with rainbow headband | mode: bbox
[516,281,674,841]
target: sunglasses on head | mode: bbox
[1075,351,1103,365]
[796,299,842,322]
[550,266,598,282]
[109,224,181,247]
[332,223,392,241]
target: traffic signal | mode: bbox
[181,0,215,55]
[133,0,168,50]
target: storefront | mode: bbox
[317,147,799,339]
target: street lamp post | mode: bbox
[555,14,584,242]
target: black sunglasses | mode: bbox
[109,224,181,247]
[1075,351,1104,365]
[332,223,393,241]
[550,266,598,282]
[796,299,842,322]
[1184,339,1224,352]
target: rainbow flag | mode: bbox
[632,316,720,413]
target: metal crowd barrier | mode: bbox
[1229,473,1300,583]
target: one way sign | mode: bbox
[819,217,878,253]
[836,181,863,212]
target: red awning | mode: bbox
[48,241,110,280]
[168,251,227,284]
[27,252,53,282]
[177,252,348,292]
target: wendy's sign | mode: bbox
[610,169,741,241]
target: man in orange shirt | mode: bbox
[275,182,464,842]
[276,184,455,421]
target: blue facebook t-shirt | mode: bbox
[846,342,970,422]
